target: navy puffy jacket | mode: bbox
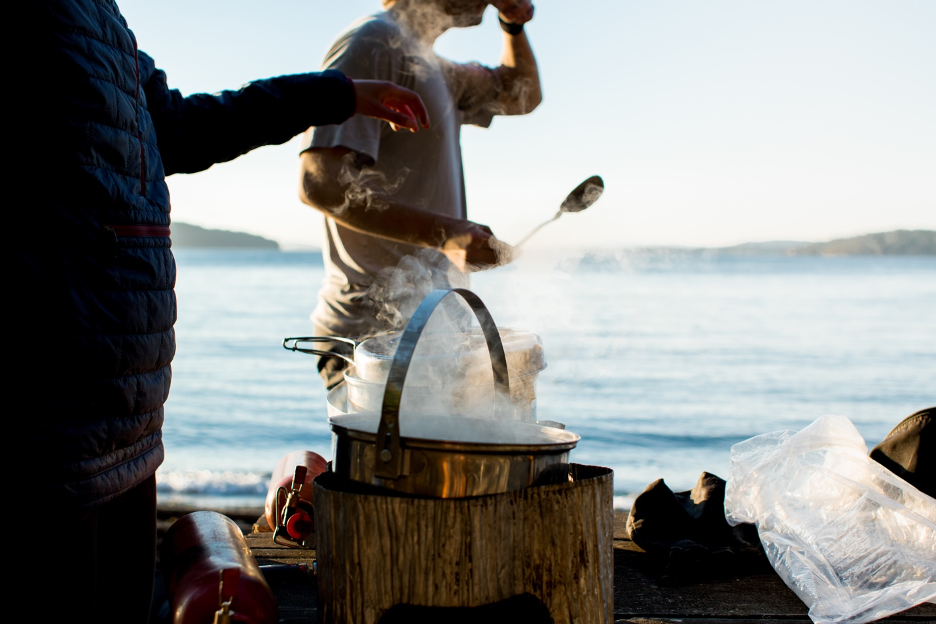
[15,0,355,507]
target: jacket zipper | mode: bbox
[129,29,147,197]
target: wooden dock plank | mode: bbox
[612,537,806,618]
[239,511,936,623]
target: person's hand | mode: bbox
[442,221,515,271]
[490,0,534,25]
[352,79,431,132]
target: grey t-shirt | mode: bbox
[301,12,501,336]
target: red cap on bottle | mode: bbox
[285,510,313,540]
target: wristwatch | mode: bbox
[498,15,524,35]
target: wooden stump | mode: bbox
[313,464,614,624]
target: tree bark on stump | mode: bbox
[314,464,614,624]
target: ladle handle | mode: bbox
[375,288,511,480]
[513,212,561,249]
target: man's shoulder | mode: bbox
[326,12,408,57]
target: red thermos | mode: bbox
[263,450,327,546]
[162,511,277,624]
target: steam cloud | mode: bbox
[385,1,540,117]
[362,249,502,420]
[334,152,410,216]
[356,249,543,423]
[365,248,470,331]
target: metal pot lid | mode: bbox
[353,328,546,384]
[329,413,579,452]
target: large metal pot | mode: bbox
[324,288,579,498]
[285,322,546,421]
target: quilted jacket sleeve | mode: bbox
[139,52,357,175]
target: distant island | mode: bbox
[561,229,935,272]
[789,230,936,255]
[703,230,935,256]
[171,222,279,249]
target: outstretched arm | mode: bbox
[299,146,508,270]
[352,79,431,132]
[141,50,429,175]
[490,0,542,115]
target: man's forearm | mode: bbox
[300,148,504,268]
[299,151,465,248]
[323,194,464,248]
[314,194,501,270]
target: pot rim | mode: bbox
[329,414,580,454]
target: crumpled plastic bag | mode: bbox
[725,414,936,624]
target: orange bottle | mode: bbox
[162,511,277,624]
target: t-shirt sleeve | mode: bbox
[300,22,405,163]
[442,59,502,129]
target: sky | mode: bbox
[117,0,935,250]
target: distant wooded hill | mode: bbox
[172,222,279,249]
[703,230,935,255]
[567,229,935,270]
[789,230,935,255]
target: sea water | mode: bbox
[159,249,936,509]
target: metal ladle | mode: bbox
[514,175,604,248]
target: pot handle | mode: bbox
[375,288,511,480]
[282,336,358,366]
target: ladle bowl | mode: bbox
[515,175,604,248]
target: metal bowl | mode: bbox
[343,365,543,421]
[351,328,545,384]
[286,328,546,421]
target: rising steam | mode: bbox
[334,152,410,216]
[364,248,470,331]
[325,1,539,420]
